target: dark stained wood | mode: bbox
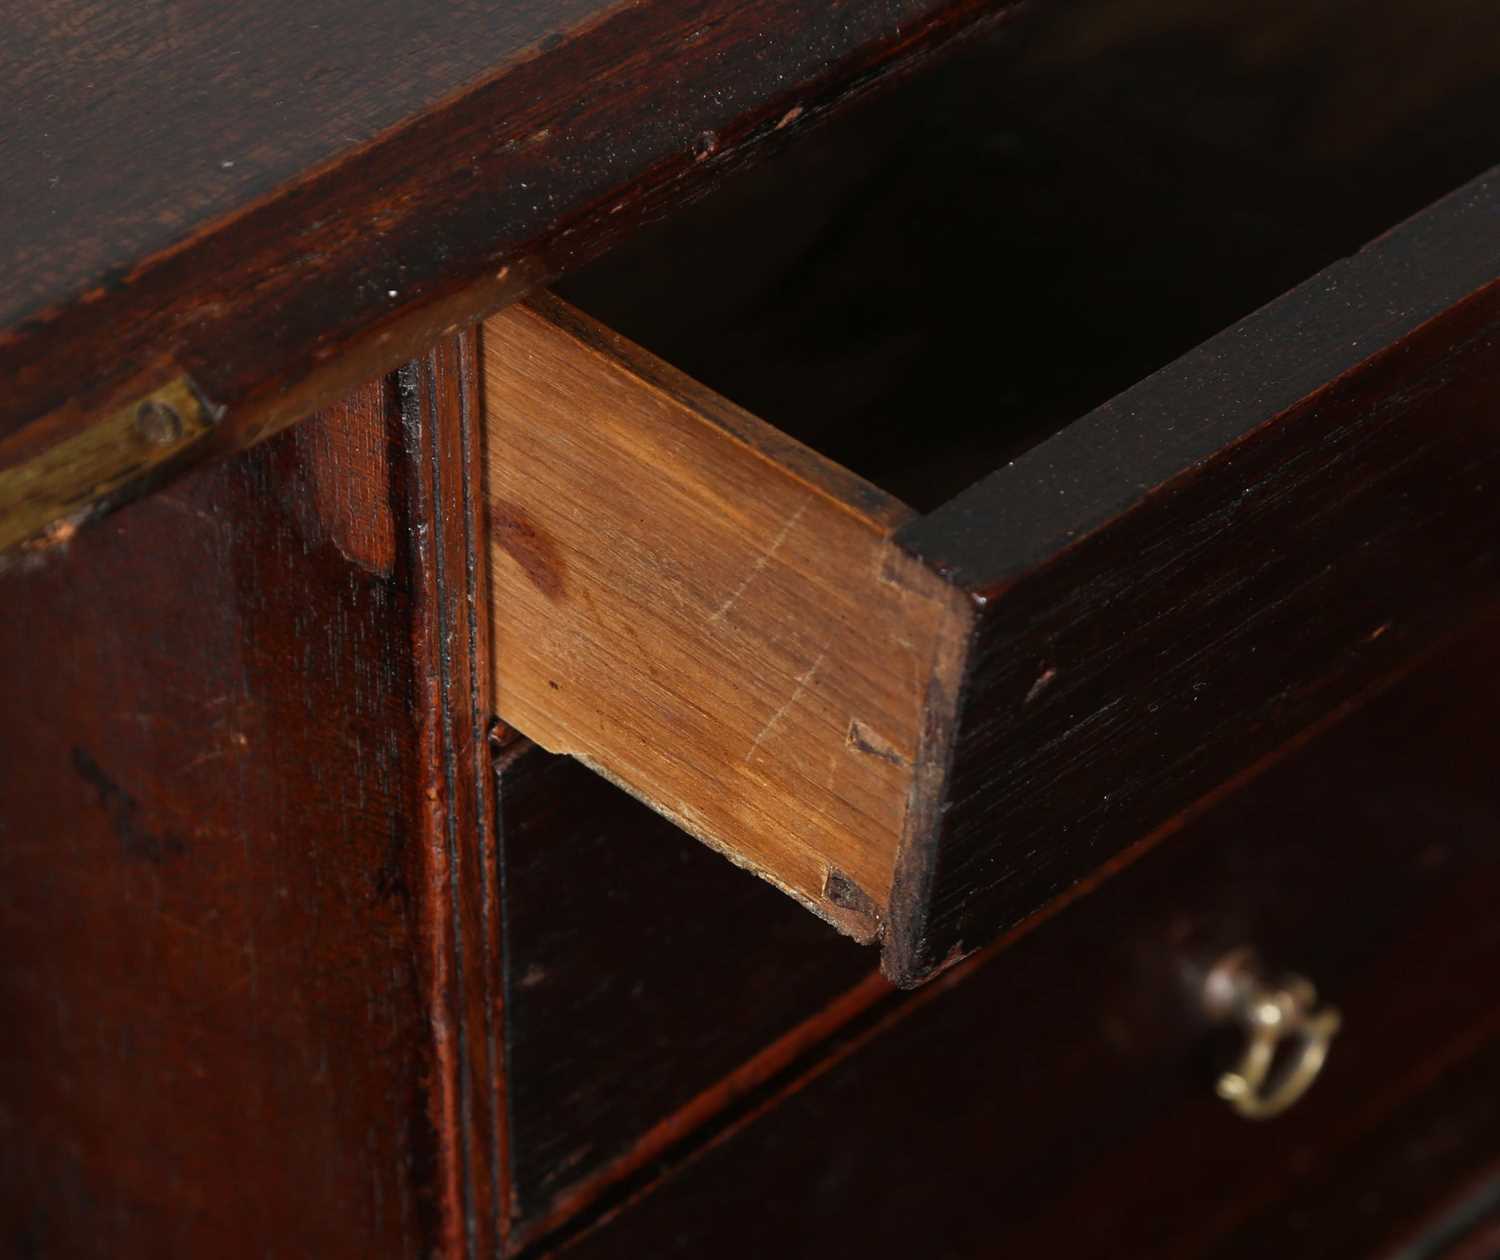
[524,159,1500,983]
[549,18,1500,979]
[398,330,505,1255]
[1397,1171,1500,1260]
[547,619,1500,1258]
[0,0,1020,554]
[1210,1106,1500,1260]
[885,166,1500,981]
[9,6,1500,1251]
[0,336,499,1257]
[493,740,878,1248]
[1,1,605,331]
[557,3,1500,515]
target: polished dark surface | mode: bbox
[0,337,501,1258]
[0,0,1015,552]
[894,171,1500,979]
[495,743,874,1240]
[556,620,1500,1258]
[560,3,1500,513]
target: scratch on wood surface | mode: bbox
[71,746,188,863]
[846,718,908,766]
[1024,664,1058,705]
[746,648,826,760]
[181,747,228,771]
[708,503,806,623]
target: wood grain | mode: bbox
[398,331,505,1256]
[487,170,1500,984]
[887,164,1500,981]
[556,0,1500,515]
[0,0,1019,554]
[492,738,876,1246]
[481,294,969,938]
[546,618,1500,1257]
[0,340,500,1258]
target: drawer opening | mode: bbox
[484,5,1500,983]
[555,7,1500,513]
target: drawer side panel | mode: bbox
[482,296,967,936]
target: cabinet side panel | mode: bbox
[0,341,498,1259]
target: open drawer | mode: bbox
[479,31,1500,983]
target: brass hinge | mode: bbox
[0,376,222,555]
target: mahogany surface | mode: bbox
[0,0,1017,551]
[494,742,875,1246]
[0,336,499,1258]
[892,168,1500,978]
[552,16,1500,979]
[4,4,1499,1253]
[552,621,1500,1258]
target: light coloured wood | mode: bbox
[481,294,970,939]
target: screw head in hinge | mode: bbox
[135,399,185,446]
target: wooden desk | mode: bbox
[3,2,1499,1255]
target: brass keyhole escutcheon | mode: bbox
[1203,948,1341,1121]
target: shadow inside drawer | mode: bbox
[558,0,1500,511]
